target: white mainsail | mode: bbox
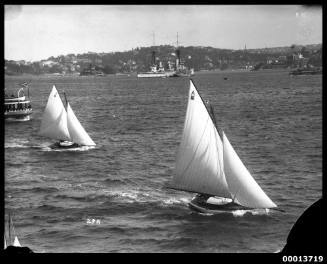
[39,85,70,141]
[66,103,96,146]
[173,80,231,197]
[222,132,277,208]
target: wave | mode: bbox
[161,197,190,206]
[53,193,111,203]
[118,236,196,250]
[106,190,142,203]
[232,208,271,217]
[5,139,30,149]
[17,186,59,193]
[103,189,190,207]
[189,207,272,217]
[37,204,66,212]
[103,178,127,185]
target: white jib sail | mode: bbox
[4,235,7,249]
[222,132,277,208]
[173,80,231,197]
[66,103,96,146]
[39,85,71,141]
[13,236,21,247]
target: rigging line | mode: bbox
[214,130,230,197]
[190,79,222,139]
[232,187,240,203]
[208,103,227,195]
[4,234,7,249]
[209,104,223,140]
[12,221,17,237]
[8,213,12,245]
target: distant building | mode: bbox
[40,60,57,67]
[76,58,92,64]
[15,60,26,65]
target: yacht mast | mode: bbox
[63,91,68,110]
[151,32,156,66]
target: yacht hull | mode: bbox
[50,141,80,149]
[189,200,245,214]
[188,195,245,214]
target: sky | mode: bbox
[5,5,322,62]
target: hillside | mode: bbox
[5,43,322,75]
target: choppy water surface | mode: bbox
[5,70,322,252]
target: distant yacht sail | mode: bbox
[4,212,34,252]
[66,102,95,146]
[13,236,22,247]
[39,85,95,148]
[5,213,22,248]
[171,79,277,213]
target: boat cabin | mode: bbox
[5,101,32,112]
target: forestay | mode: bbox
[172,80,231,197]
[222,132,277,208]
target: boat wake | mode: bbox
[104,189,190,207]
[193,208,271,217]
[5,140,31,149]
[5,116,32,122]
[231,208,270,217]
[161,197,190,206]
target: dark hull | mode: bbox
[189,200,246,214]
[50,142,80,149]
[188,195,251,214]
[4,245,33,253]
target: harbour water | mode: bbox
[4,70,322,252]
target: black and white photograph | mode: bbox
[4,5,323,254]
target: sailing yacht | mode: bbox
[39,85,96,149]
[170,79,277,213]
[4,213,22,249]
[4,213,34,252]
